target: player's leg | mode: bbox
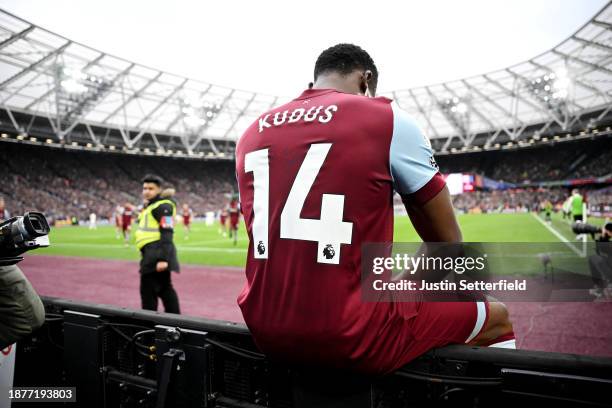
[403,300,515,362]
[468,301,515,348]
[233,225,238,245]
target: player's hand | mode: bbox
[156,261,169,272]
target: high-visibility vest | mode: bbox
[135,199,176,250]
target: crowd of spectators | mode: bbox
[450,188,568,213]
[437,137,611,184]
[1,137,610,223]
[588,186,612,215]
[0,143,236,222]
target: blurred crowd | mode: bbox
[448,186,611,214]
[588,186,612,214]
[0,143,236,222]
[451,188,567,213]
[1,138,610,223]
[438,138,611,184]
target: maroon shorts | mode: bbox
[393,301,489,370]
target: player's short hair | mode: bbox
[141,174,163,186]
[314,43,378,92]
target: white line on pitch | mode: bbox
[530,213,582,257]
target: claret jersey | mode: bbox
[235,88,445,373]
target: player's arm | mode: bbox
[403,185,461,242]
[389,102,462,243]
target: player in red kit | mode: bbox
[235,44,515,374]
[114,205,123,239]
[182,204,193,240]
[121,203,134,246]
[219,209,228,237]
[228,198,240,246]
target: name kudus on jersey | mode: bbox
[259,105,338,132]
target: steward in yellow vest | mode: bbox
[136,175,180,314]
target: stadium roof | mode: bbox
[0,3,611,157]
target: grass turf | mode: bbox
[34,211,606,268]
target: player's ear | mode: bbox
[361,70,373,97]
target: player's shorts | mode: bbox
[220,216,227,224]
[573,214,583,222]
[230,220,239,230]
[389,301,488,372]
[183,217,191,226]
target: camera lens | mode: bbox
[24,212,50,236]
[31,218,42,231]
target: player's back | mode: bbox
[235,88,434,372]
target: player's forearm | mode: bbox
[405,198,463,243]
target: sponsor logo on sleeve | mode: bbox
[429,156,439,170]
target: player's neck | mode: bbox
[312,75,359,95]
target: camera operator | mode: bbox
[0,208,47,349]
[0,264,45,349]
[586,222,612,299]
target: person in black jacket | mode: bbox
[135,175,180,313]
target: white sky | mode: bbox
[0,0,607,96]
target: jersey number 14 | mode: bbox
[244,143,353,264]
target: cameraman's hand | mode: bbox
[156,261,169,272]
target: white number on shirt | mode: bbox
[244,143,353,264]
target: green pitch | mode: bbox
[35,212,606,267]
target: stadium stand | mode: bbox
[1,134,610,221]
[2,133,609,222]
[589,185,612,216]
[437,136,612,184]
[0,142,236,222]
